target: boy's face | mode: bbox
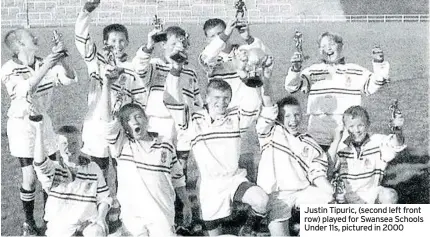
[206,88,231,116]
[281,104,302,135]
[205,25,225,43]
[319,36,343,63]
[104,31,128,58]
[58,133,82,166]
[124,109,148,140]
[17,30,39,54]
[163,34,186,61]
[343,115,369,143]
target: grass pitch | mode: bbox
[1,22,429,235]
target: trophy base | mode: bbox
[243,77,263,88]
[152,32,167,43]
[170,51,188,63]
[29,115,43,122]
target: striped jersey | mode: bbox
[199,35,270,108]
[34,158,111,224]
[284,59,390,145]
[75,11,146,123]
[1,57,77,118]
[335,134,406,203]
[105,120,185,226]
[256,105,328,194]
[133,46,203,119]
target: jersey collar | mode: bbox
[321,57,346,65]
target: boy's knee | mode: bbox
[245,186,269,213]
[82,223,106,237]
[378,187,398,204]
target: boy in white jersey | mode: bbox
[328,105,406,204]
[1,28,77,235]
[284,32,390,152]
[199,17,273,181]
[132,25,203,150]
[75,0,145,176]
[99,66,192,236]
[33,123,112,237]
[164,73,269,235]
[256,76,333,236]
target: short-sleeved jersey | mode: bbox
[75,11,145,121]
[1,57,77,118]
[199,35,270,109]
[256,105,328,194]
[285,60,390,145]
[34,158,111,224]
[335,134,406,203]
[105,120,185,226]
[132,47,203,119]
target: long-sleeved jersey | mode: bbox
[75,10,145,157]
[1,57,77,118]
[34,158,111,224]
[284,59,390,145]
[335,134,406,203]
[105,119,185,226]
[256,105,328,194]
[199,34,270,109]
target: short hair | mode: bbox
[203,18,226,36]
[206,79,232,96]
[103,24,129,42]
[4,29,27,54]
[276,96,301,123]
[165,26,186,39]
[57,125,80,135]
[343,105,370,125]
[117,103,146,135]
[318,32,343,46]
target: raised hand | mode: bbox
[372,45,384,63]
[83,0,100,13]
[290,52,303,72]
[147,28,164,49]
[43,52,64,69]
[224,19,237,37]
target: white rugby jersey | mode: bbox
[34,158,111,224]
[199,35,270,108]
[1,57,77,118]
[335,134,406,203]
[105,120,186,226]
[256,105,328,194]
[284,59,390,145]
[132,46,203,119]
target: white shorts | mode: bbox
[81,119,109,158]
[199,169,249,221]
[121,214,175,237]
[45,221,81,237]
[268,186,333,222]
[7,116,57,158]
[355,186,396,204]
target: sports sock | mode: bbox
[20,187,36,225]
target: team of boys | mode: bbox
[1,0,406,236]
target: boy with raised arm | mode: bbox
[1,28,76,235]
[256,74,333,236]
[328,105,406,204]
[99,63,192,236]
[32,121,111,237]
[284,32,390,152]
[75,0,145,177]
[164,50,270,235]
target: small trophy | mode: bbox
[331,173,346,204]
[151,15,167,43]
[238,48,268,88]
[389,99,402,131]
[52,30,69,57]
[170,33,189,64]
[103,45,117,66]
[234,0,248,33]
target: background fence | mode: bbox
[1,0,429,27]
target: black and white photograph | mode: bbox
[1,0,429,236]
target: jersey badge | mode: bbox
[161,150,167,163]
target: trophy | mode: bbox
[234,0,248,33]
[52,30,69,57]
[293,30,303,54]
[389,99,402,131]
[237,48,269,88]
[151,15,167,43]
[170,33,189,64]
[331,173,346,204]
